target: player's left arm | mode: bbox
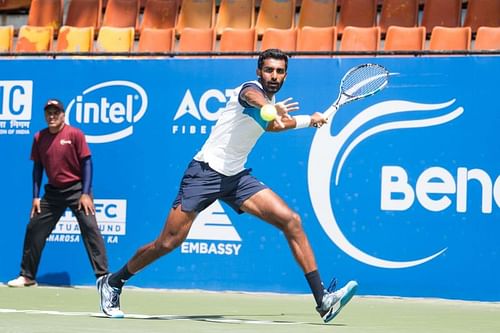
[267,109,327,132]
[79,156,95,215]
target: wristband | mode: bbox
[294,115,311,129]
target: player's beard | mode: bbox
[263,80,283,94]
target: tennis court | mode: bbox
[1,285,499,333]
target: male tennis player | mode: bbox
[98,49,358,323]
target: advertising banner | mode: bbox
[0,57,498,301]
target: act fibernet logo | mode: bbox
[180,200,242,256]
[0,80,32,136]
[172,88,235,135]
[65,81,148,143]
[307,93,500,270]
[48,199,127,244]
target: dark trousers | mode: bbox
[19,182,109,280]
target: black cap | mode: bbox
[44,99,65,112]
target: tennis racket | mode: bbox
[315,63,390,127]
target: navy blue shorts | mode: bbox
[172,160,268,214]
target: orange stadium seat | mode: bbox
[56,26,94,52]
[15,25,54,52]
[27,0,64,32]
[177,27,216,52]
[65,0,102,29]
[215,0,255,37]
[255,0,296,36]
[474,26,500,50]
[140,0,179,32]
[421,0,462,33]
[379,0,419,34]
[260,28,297,52]
[296,26,337,52]
[336,0,378,34]
[429,26,471,51]
[384,25,425,51]
[339,26,380,51]
[102,0,140,29]
[463,0,500,34]
[219,28,257,52]
[0,25,14,52]
[297,0,337,29]
[0,0,31,11]
[176,0,216,36]
[95,26,135,52]
[138,27,175,52]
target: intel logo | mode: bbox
[65,81,148,143]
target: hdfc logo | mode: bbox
[0,80,33,136]
[65,81,148,143]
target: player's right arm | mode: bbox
[31,161,43,217]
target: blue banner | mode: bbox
[0,57,498,301]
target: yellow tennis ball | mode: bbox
[260,104,277,121]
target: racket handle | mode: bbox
[313,105,339,128]
[323,104,339,121]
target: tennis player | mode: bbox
[98,49,357,323]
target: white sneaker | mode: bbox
[96,274,124,318]
[7,276,37,288]
[316,280,358,323]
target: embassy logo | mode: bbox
[308,98,465,269]
[181,200,242,256]
[0,80,32,136]
[48,199,127,244]
[172,88,236,135]
[65,81,148,143]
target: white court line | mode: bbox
[0,308,305,325]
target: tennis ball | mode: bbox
[260,104,277,121]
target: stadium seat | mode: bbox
[65,0,102,29]
[255,0,296,36]
[379,0,419,34]
[95,26,135,52]
[297,0,337,29]
[463,0,500,34]
[0,0,31,11]
[384,26,425,51]
[56,26,94,52]
[260,28,297,52]
[420,0,462,33]
[102,0,140,29]
[27,0,64,32]
[428,26,471,51]
[0,25,14,52]
[296,26,337,52]
[176,0,216,36]
[474,26,500,50]
[336,0,377,34]
[140,0,179,33]
[15,25,54,52]
[339,26,380,51]
[177,27,216,52]
[138,27,175,52]
[215,0,255,37]
[219,28,257,52]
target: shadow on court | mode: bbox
[92,312,338,326]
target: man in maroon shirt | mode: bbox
[8,99,109,287]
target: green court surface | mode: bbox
[0,285,499,333]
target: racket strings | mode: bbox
[341,65,388,98]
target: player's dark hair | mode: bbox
[258,49,288,70]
